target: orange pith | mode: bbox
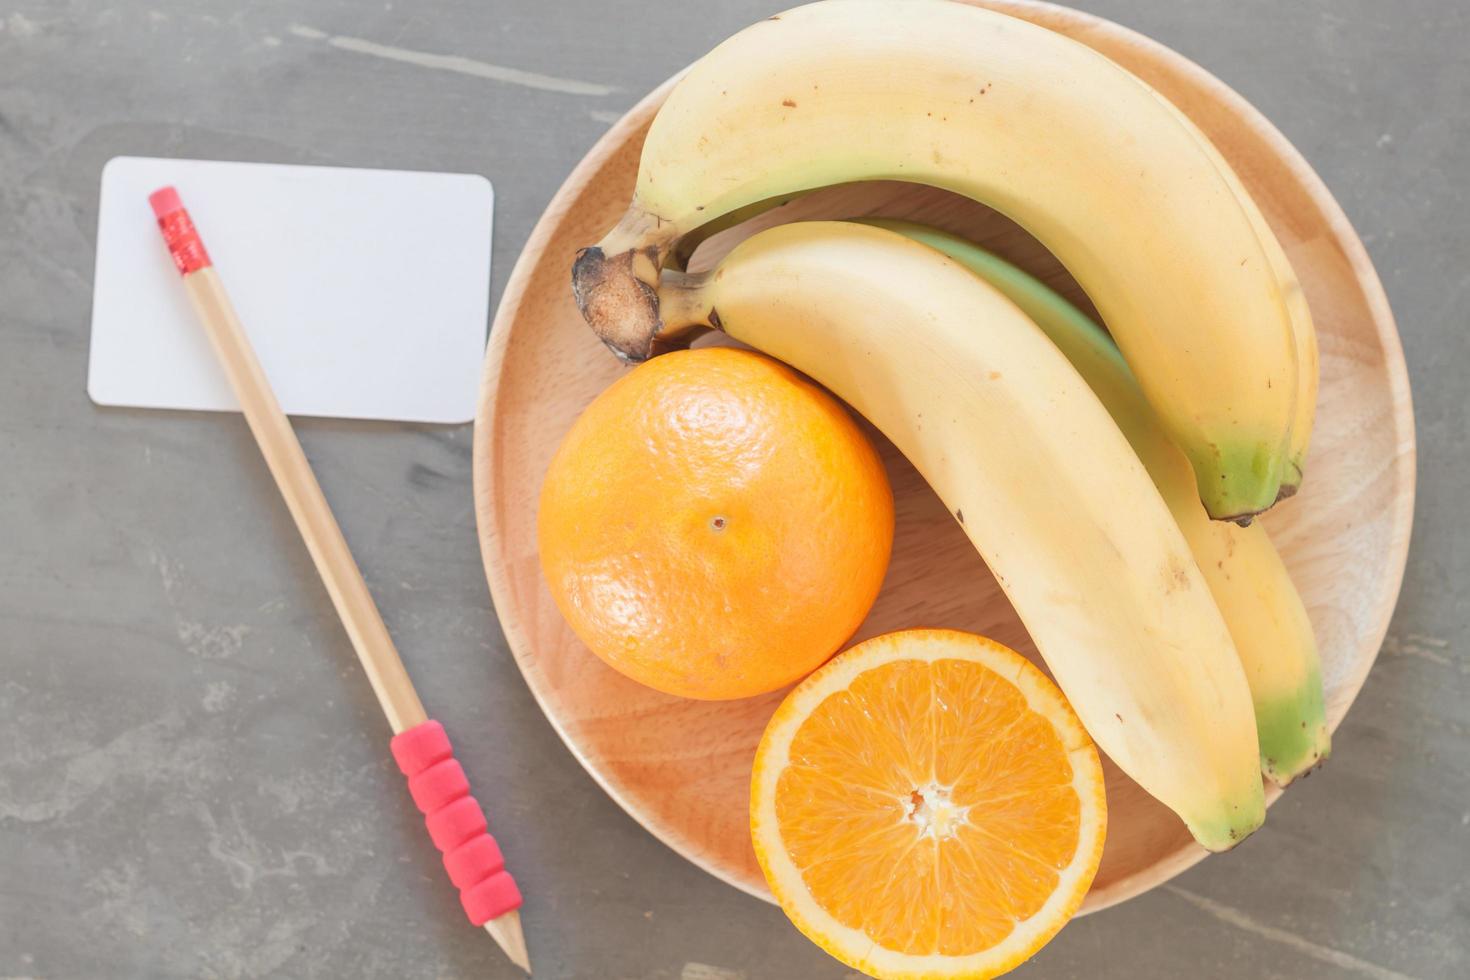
[752,630,1106,980]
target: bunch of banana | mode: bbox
[573,0,1311,522]
[655,220,1265,849]
[865,220,1328,784]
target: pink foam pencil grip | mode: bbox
[390,721,523,925]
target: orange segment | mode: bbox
[752,630,1106,980]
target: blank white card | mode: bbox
[89,157,494,424]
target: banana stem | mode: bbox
[572,205,679,361]
[665,192,812,271]
[654,270,716,335]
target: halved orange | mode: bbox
[751,629,1106,980]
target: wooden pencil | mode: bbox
[149,185,529,974]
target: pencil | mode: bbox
[149,185,530,974]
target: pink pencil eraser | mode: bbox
[426,795,488,851]
[147,185,211,275]
[391,720,454,776]
[445,834,505,890]
[148,185,184,219]
[391,720,523,927]
[408,758,470,813]
[461,870,522,926]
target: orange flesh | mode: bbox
[774,658,1082,956]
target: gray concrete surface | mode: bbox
[1,1,1465,977]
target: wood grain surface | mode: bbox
[473,0,1414,914]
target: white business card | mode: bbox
[89,156,494,424]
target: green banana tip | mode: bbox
[1190,440,1290,524]
[1256,677,1331,787]
[1187,802,1267,853]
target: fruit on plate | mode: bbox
[657,220,1264,848]
[573,0,1300,522]
[537,346,893,700]
[869,219,1329,784]
[751,628,1106,980]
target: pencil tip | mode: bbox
[484,910,531,973]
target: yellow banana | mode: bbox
[658,40,1320,498]
[869,219,1328,784]
[658,220,1265,849]
[1155,100,1319,496]
[575,0,1298,521]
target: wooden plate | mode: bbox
[473,0,1415,912]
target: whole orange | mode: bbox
[537,346,894,700]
